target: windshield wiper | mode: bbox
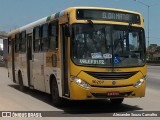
[87,19,93,25]
[87,19,95,30]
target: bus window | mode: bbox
[49,21,58,51]
[15,33,21,53]
[8,39,12,54]
[41,24,49,51]
[20,31,26,53]
[33,27,41,52]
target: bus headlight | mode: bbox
[133,77,146,88]
[71,76,91,89]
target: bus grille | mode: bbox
[85,71,138,80]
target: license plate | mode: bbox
[107,92,119,96]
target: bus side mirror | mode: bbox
[64,24,70,37]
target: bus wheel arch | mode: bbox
[18,70,25,91]
[49,74,57,93]
[49,74,63,106]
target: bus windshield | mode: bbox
[71,24,146,67]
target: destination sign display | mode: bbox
[76,9,140,24]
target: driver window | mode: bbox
[129,32,139,51]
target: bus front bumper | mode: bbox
[69,81,146,100]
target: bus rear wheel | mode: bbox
[110,98,124,104]
[51,80,63,107]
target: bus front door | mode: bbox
[60,24,69,97]
[27,34,33,87]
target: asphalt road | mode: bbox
[0,66,160,120]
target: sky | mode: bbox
[0,0,160,45]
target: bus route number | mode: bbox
[92,80,104,85]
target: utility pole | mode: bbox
[133,0,157,60]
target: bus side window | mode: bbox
[49,21,58,51]
[15,33,20,53]
[41,24,49,51]
[20,31,26,53]
[33,26,41,52]
[8,39,11,54]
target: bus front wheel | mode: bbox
[51,80,63,106]
[110,98,124,104]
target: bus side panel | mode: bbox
[14,53,21,83]
[32,52,46,92]
[8,41,13,80]
[44,52,62,96]
[8,56,13,80]
[44,52,51,94]
[3,39,8,67]
[9,39,16,83]
[20,53,28,87]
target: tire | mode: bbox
[51,80,63,107]
[110,98,124,105]
[18,72,25,92]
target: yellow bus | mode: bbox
[7,7,146,106]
